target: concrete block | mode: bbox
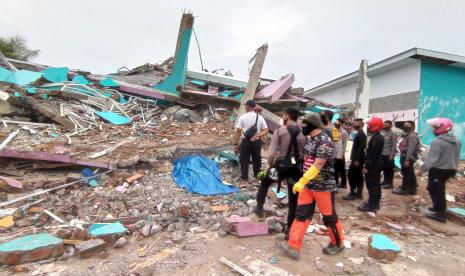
[235,222,268,237]
[0,233,64,265]
[221,215,252,233]
[76,239,106,258]
[367,234,401,262]
[447,207,465,226]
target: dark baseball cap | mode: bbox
[245,100,256,107]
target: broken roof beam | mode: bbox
[238,44,268,119]
[180,89,240,108]
[86,75,167,100]
[187,70,248,89]
[0,149,114,169]
[254,73,295,102]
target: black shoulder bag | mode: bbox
[243,114,259,140]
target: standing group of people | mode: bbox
[233,100,461,261]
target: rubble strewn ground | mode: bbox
[0,164,464,275]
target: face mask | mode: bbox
[302,124,317,136]
[320,114,329,125]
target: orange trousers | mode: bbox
[288,189,344,250]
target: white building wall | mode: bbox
[368,60,421,98]
[311,59,421,106]
[312,82,357,106]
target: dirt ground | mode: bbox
[2,173,465,276]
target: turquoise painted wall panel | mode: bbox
[419,61,465,158]
[154,28,192,95]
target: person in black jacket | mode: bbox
[359,117,385,213]
[343,119,367,201]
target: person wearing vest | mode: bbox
[334,118,348,189]
[393,121,420,196]
[381,120,398,189]
[252,108,306,238]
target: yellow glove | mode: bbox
[293,165,320,194]
[257,169,268,179]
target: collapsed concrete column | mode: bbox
[154,13,194,95]
[354,59,370,121]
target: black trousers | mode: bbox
[400,156,417,194]
[382,155,394,185]
[365,169,382,209]
[427,168,456,214]
[240,139,262,181]
[256,166,300,228]
[334,158,346,187]
[348,163,364,195]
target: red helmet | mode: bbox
[366,117,384,132]
[427,118,453,135]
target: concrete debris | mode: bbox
[367,234,401,262]
[113,237,127,248]
[0,233,64,265]
[76,238,106,258]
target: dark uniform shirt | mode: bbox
[302,131,336,192]
[365,133,384,170]
[350,130,367,164]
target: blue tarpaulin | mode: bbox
[172,155,240,196]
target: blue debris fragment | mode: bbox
[42,67,69,83]
[89,222,127,238]
[100,77,119,87]
[81,168,98,187]
[370,234,401,252]
[95,111,132,125]
[72,74,90,85]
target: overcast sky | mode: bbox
[2,0,465,88]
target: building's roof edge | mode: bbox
[305,48,465,96]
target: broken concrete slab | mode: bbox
[89,221,127,243]
[0,233,64,265]
[76,238,106,258]
[0,149,114,169]
[367,234,401,262]
[254,73,295,102]
[447,207,465,226]
[235,222,268,237]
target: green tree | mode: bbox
[0,35,40,61]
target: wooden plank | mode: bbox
[219,257,253,276]
[211,205,230,212]
[237,44,268,120]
